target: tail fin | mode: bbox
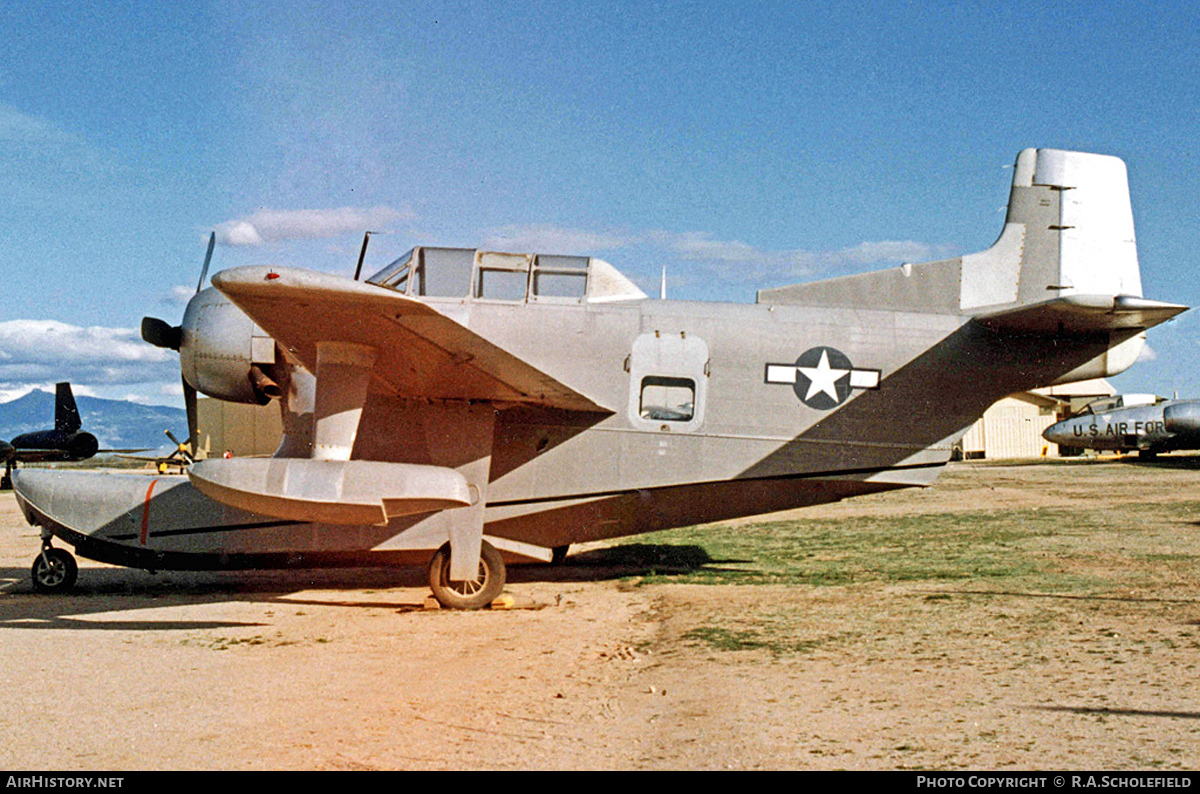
[54,382,81,434]
[963,147,1141,310]
[760,148,1166,314]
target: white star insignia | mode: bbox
[797,350,849,402]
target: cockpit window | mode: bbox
[366,247,475,298]
[418,248,475,297]
[368,248,414,291]
[367,246,648,303]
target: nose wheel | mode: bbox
[428,540,505,609]
[31,546,78,594]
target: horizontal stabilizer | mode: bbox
[189,458,472,526]
[974,294,1187,334]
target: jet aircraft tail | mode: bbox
[53,382,81,434]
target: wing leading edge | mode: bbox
[210,266,610,414]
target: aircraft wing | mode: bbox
[974,294,1187,334]
[211,266,610,413]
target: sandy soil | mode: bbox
[2,458,1200,770]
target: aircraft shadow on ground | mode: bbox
[0,543,722,629]
[509,543,724,583]
[1029,705,1200,720]
[1119,454,1200,470]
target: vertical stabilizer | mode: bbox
[965,147,1143,310]
[759,148,1147,316]
[54,382,82,434]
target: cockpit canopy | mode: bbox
[1078,393,1160,415]
[366,246,647,304]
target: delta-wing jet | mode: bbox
[12,149,1187,604]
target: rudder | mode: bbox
[54,382,81,434]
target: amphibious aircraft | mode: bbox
[11,148,1188,605]
[1043,395,1200,458]
[2,383,102,490]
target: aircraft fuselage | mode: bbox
[1043,399,1200,455]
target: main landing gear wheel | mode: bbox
[428,540,506,610]
[31,547,78,594]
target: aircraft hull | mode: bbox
[13,467,909,570]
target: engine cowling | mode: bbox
[179,288,282,405]
[1164,402,1200,435]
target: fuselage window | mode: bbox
[639,376,695,422]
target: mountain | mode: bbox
[0,389,187,453]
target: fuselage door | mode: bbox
[627,331,708,432]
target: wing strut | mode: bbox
[188,339,495,579]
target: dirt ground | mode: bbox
[3,458,1200,771]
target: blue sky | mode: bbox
[1,1,1197,405]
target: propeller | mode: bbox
[164,429,195,464]
[196,231,216,293]
[142,232,216,452]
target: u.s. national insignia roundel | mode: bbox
[764,346,881,410]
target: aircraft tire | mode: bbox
[551,545,570,565]
[31,548,78,594]
[428,540,506,610]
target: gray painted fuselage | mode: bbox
[1044,399,1200,455]
[12,147,1187,574]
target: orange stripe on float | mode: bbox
[141,478,160,545]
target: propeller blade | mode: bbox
[183,378,199,459]
[141,317,182,351]
[196,231,216,293]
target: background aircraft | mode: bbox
[0,382,155,490]
[1043,396,1200,458]
[11,149,1188,605]
[2,383,100,489]
[115,429,195,474]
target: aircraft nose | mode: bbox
[11,469,155,535]
[1042,420,1071,445]
[10,469,64,526]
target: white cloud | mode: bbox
[165,285,195,304]
[475,222,949,279]
[481,225,634,254]
[654,230,949,278]
[0,104,88,150]
[1138,343,1158,363]
[0,383,48,403]
[0,320,176,389]
[215,206,412,246]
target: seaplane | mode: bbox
[11,149,1186,607]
